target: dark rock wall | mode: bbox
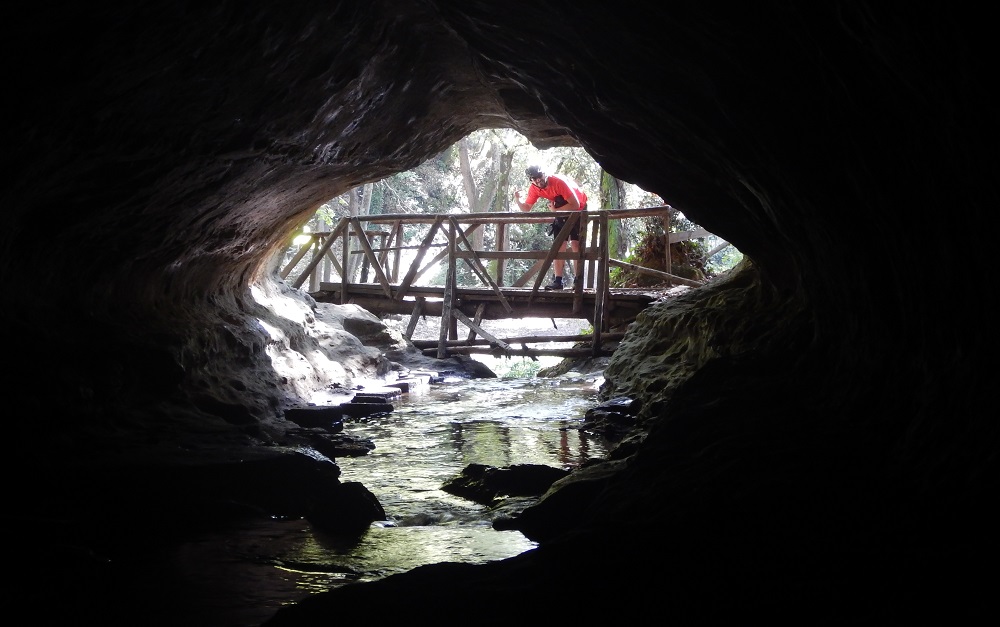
[2,1,991,622]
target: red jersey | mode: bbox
[524,174,588,210]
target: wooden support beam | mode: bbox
[448,217,513,313]
[706,240,732,257]
[669,227,712,243]
[333,206,674,224]
[451,309,512,354]
[454,250,591,260]
[609,258,704,288]
[322,242,344,277]
[528,212,579,306]
[586,214,600,289]
[391,220,403,283]
[404,297,425,340]
[437,224,457,359]
[466,303,486,342]
[349,217,392,298]
[292,219,347,289]
[281,233,318,279]
[422,346,615,358]
[395,216,444,301]
[512,259,545,287]
[570,213,587,315]
[411,332,624,349]
[594,211,610,356]
[336,218,350,303]
[496,222,507,285]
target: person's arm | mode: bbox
[549,178,581,211]
[512,188,535,212]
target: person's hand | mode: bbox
[513,190,521,201]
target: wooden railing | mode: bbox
[279,206,710,357]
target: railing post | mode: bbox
[392,220,403,283]
[437,220,457,358]
[339,217,349,304]
[586,210,599,289]
[309,236,321,292]
[496,221,507,286]
[593,211,610,355]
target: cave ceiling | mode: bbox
[0,2,986,419]
[1,2,992,622]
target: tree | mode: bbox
[345,183,373,281]
[283,129,740,289]
[600,170,629,259]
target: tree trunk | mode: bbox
[345,184,374,281]
[600,170,629,258]
[459,137,486,251]
[459,138,479,211]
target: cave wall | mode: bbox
[4,2,984,424]
[1,1,992,621]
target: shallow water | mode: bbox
[149,372,609,625]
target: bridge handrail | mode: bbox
[278,205,708,357]
[323,204,675,224]
[280,205,705,293]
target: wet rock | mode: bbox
[339,402,393,418]
[306,481,386,537]
[306,433,376,459]
[579,396,642,441]
[596,396,642,414]
[442,463,570,505]
[493,458,631,540]
[284,406,345,432]
[351,391,400,403]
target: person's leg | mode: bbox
[546,238,565,289]
[568,217,583,284]
[566,240,580,278]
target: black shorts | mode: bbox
[549,205,587,241]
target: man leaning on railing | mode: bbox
[512,165,588,290]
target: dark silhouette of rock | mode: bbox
[442,463,571,505]
[305,432,376,459]
[306,482,386,537]
[284,406,345,431]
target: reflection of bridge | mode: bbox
[281,206,709,358]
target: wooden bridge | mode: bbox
[280,206,711,359]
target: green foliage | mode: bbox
[608,264,626,286]
[284,129,742,288]
[313,204,339,229]
[706,244,743,274]
[498,357,543,379]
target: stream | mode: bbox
[135,368,610,626]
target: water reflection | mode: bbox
[337,375,607,521]
[161,374,608,625]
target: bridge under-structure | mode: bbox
[281,206,710,359]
